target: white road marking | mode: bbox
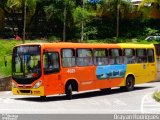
[98,98,112,105]
[0,91,11,94]
[0,98,3,103]
[141,92,160,113]
[144,104,160,107]
[70,98,127,106]
[0,96,127,111]
[5,91,12,94]
[141,92,151,113]
[3,98,14,103]
[113,98,127,106]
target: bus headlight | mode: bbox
[33,81,42,89]
[12,82,16,88]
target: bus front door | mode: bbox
[44,73,62,95]
[43,51,62,95]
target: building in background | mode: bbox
[131,0,142,6]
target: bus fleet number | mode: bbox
[67,69,76,73]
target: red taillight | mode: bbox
[32,73,38,77]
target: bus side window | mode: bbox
[61,49,75,67]
[94,49,108,65]
[77,49,93,66]
[43,52,60,74]
[124,49,135,64]
[109,49,123,64]
[136,49,147,63]
[147,49,155,63]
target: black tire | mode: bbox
[125,76,135,91]
[120,86,126,91]
[100,88,111,94]
[40,96,46,100]
[66,84,73,100]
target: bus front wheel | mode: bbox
[66,84,73,100]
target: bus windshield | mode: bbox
[12,45,41,82]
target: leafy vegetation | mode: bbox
[153,91,160,102]
[0,0,160,41]
[0,40,20,77]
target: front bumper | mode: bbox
[12,86,44,96]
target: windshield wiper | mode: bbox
[16,54,21,62]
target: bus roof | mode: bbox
[118,43,154,49]
[15,42,154,49]
[15,42,120,49]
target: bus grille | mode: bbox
[20,90,31,93]
[18,86,32,88]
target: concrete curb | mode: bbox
[0,76,11,91]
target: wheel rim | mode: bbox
[127,80,132,88]
[127,77,134,89]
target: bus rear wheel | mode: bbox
[66,84,73,100]
[125,76,135,91]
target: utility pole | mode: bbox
[63,1,66,42]
[81,0,84,42]
[23,0,27,43]
[116,0,120,39]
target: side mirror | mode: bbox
[5,60,7,67]
[4,56,7,67]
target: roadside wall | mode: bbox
[0,76,11,91]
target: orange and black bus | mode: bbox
[12,43,157,99]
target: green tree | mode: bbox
[98,0,131,19]
[7,0,37,12]
[73,5,96,41]
[0,0,7,8]
[97,0,132,38]
[44,0,76,41]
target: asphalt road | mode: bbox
[0,82,160,114]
